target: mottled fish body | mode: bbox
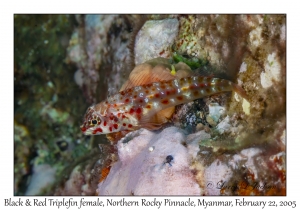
[81,76,246,135]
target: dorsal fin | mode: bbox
[150,64,176,82]
[120,63,176,91]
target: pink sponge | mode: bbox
[97,127,201,195]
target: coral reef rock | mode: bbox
[135,18,179,65]
[25,164,56,195]
[97,127,209,195]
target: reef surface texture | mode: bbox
[97,15,285,195]
[98,127,204,195]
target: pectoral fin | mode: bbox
[139,107,175,130]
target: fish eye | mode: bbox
[92,119,97,125]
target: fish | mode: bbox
[80,62,248,135]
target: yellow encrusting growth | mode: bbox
[170,65,176,76]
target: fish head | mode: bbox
[80,103,121,135]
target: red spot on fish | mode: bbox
[133,95,137,99]
[194,90,199,96]
[205,88,211,93]
[81,126,87,132]
[104,121,107,126]
[125,98,130,103]
[113,124,118,129]
[189,84,196,89]
[166,90,170,95]
[109,127,112,132]
[136,107,142,114]
[145,90,149,94]
[160,84,166,89]
[177,96,183,101]
[123,123,126,126]
[110,116,113,120]
[93,127,103,134]
[98,121,101,125]
[139,99,144,103]
[146,104,152,109]
[128,124,133,128]
[161,99,169,104]
[114,117,118,122]
[155,93,160,98]
[117,113,121,117]
[200,83,206,88]
[129,108,135,114]
[159,49,165,55]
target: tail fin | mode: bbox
[232,83,249,101]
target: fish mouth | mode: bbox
[80,124,88,133]
[81,128,93,135]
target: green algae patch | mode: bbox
[172,52,208,70]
